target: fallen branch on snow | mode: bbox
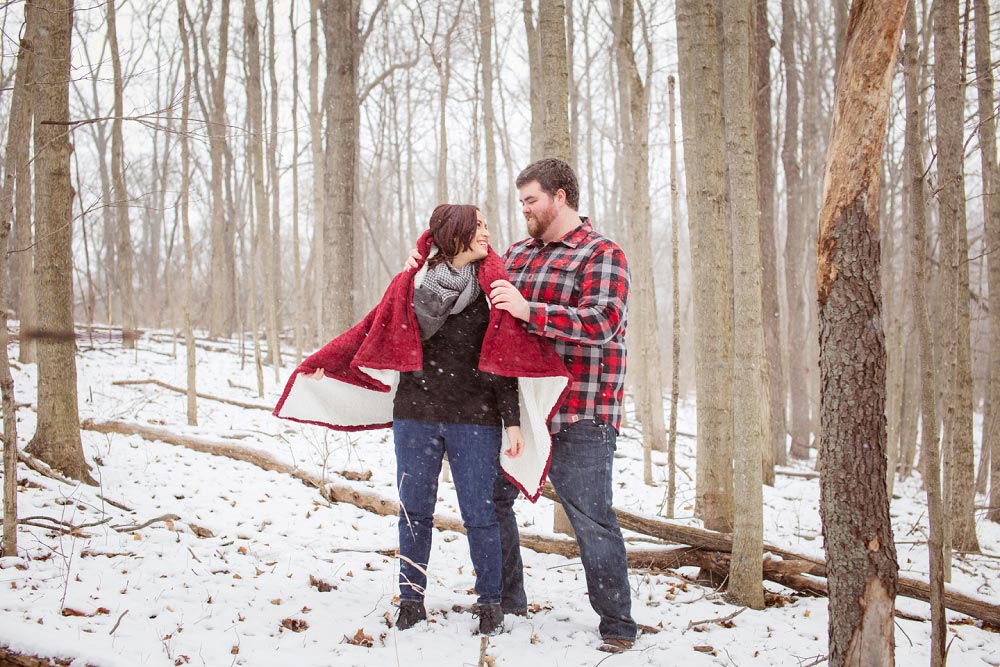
[112,379,272,411]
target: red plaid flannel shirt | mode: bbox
[504,218,629,434]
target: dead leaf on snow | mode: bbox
[280,618,309,633]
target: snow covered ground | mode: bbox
[0,332,997,666]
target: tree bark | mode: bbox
[522,0,543,161]
[815,2,905,664]
[677,0,734,532]
[12,5,36,366]
[107,0,136,350]
[206,0,231,338]
[721,0,767,609]
[178,0,197,427]
[25,0,94,485]
[781,0,812,461]
[321,0,360,335]
[665,74,680,517]
[934,0,979,553]
[538,0,570,161]
[972,0,1000,524]
[478,0,500,247]
[904,3,947,662]
[0,0,37,558]
[756,0,783,478]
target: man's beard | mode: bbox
[526,206,557,239]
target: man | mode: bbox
[488,158,637,653]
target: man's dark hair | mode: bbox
[516,158,580,210]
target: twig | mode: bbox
[799,656,828,667]
[112,513,180,533]
[683,607,746,633]
[109,610,128,635]
[97,495,133,512]
[477,636,489,667]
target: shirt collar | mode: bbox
[532,216,591,249]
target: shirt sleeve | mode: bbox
[525,245,630,346]
[491,373,520,427]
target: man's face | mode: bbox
[518,181,559,240]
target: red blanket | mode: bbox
[273,230,570,501]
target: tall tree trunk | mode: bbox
[972,0,1000,524]
[479,0,500,246]
[974,0,1000,506]
[934,0,979,553]
[905,3,947,662]
[107,0,136,349]
[665,74,681,517]
[25,0,94,485]
[614,0,666,486]
[12,5,36,366]
[321,0,360,335]
[539,0,570,161]
[523,0,543,161]
[0,0,37,557]
[290,0,303,363]
[309,0,324,345]
[816,2,905,664]
[267,0,282,381]
[245,0,281,380]
[178,0,197,427]
[207,0,231,338]
[677,0,734,532]
[756,0,783,478]
[721,0,767,609]
[781,0,811,461]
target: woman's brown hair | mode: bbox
[427,204,480,267]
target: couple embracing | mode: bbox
[274,158,637,653]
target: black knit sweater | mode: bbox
[393,293,520,427]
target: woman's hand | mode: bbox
[303,368,325,380]
[505,425,524,458]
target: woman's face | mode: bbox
[452,211,490,266]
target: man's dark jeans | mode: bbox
[395,419,502,605]
[494,419,637,640]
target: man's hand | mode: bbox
[504,425,524,458]
[303,368,324,380]
[490,280,530,321]
[404,247,423,271]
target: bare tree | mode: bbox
[523,0,543,160]
[905,3,947,661]
[816,1,905,663]
[478,0,500,245]
[178,0,197,426]
[756,0,783,478]
[0,0,37,556]
[25,0,94,485]
[972,0,1000,524]
[205,0,232,338]
[781,0,811,461]
[665,73,681,518]
[322,0,360,335]
[539,0,570,160]
[107,0,137,349]
[721,0,767,609]
[677,0,734,532]
[934,0,979,553]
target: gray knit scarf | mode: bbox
[413,260,482,340]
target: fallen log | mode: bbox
[80,418,1000,626]
[0,646,92,666]
[111,379,271,411]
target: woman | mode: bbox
[389,204,520,635]
[273,205,570,637]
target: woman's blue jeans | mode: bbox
[394,419,502,605]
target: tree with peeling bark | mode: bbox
[25,0,95,485]
[815,1,905,664]
[676,0,734,533]
[720,0,767,610]
[904,2,946,662]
